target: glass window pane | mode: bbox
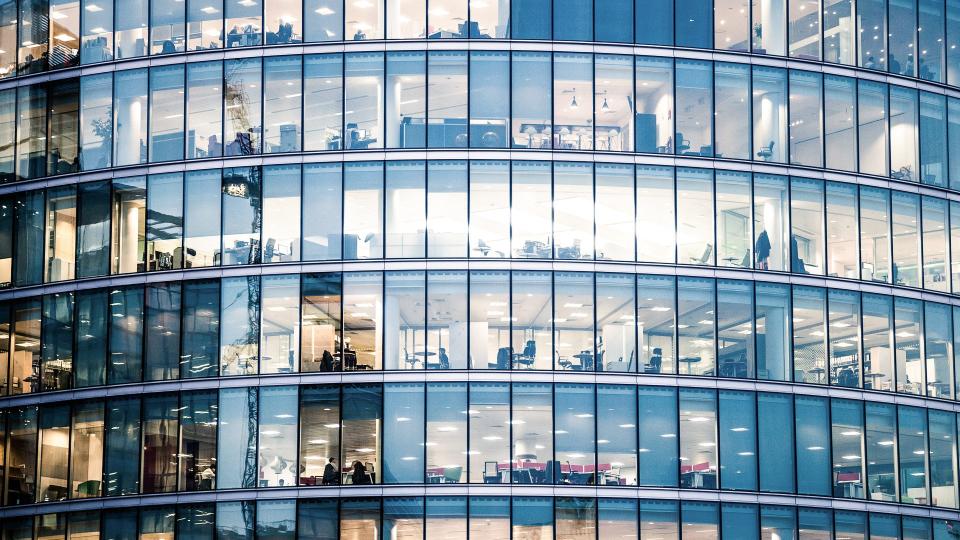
[179,390,217,492]
[789,70,822,166]
[636,165,674,263]
[753,66,788,163]
[146,173,183,271]
[790,177,824,275]
[217,387,257,488]
[385,51,425,149]
[637,274,675,374]
[257,386,297,487]
[426,161,467,257]
[824,75,857,171]
[183,170,221,268]
[858,80,889,176]
[261,164,300,263]
[891,87,919,181]
[866,402,898,502]
[224,58,262,155]
[789,0,820,59]
[719,390,757,490]
[512,383,552,483]
[107,287,143,384]
[638,386,678,487]
[16,86,47,180]
[861,186,891,283]
[385,161,426,258]
[824,0,854,64]
[265,0,301,43]
[151,0,186,54]
[80,73,112,170]
[141,394,178,494]
[144,283,180,381]
[150,66,184,162]
[467,270,509,370]
[303,163,343,261]
[928,409,957,508]
[923,197,949,291]
[225,0,261,45]
[598,385,637,485]
[595,55,632,151]
[260,274,299,374]
[900,406,930,504]
[512,497,552,537]
[828,289,861,387]
[758,393,795,492]
[115,0,150,59]
[44,187,76,283]
[300,273,341,373]
[793,285,827,383]
[304,54,343,151]
[511,52,551,149]
[553,53,592,150]
[716,170,751,269]
[344,53,383,145]
[188,0,223,49]
[553,162,592,259]
[715,62,751,160]
[826,182,859,278]
[715,0,749,50]
[596,273,636,373]
[831,399,865,498]
[427,51,467,148]
[104,397,140,496]
[679,388,717,489]
[341,384,381,482]
[426,270,467,369]
[796,395,831,495]
[634,56,673,154]
[677,168,714,265]
[221,167,261,265]
[186,61,223,159]
[299,386,341,485]
[511,161,551,258]
[675,60,713,156]
[219,276,260,376]
[343,162,383,259]
[892,192,921,287]
[343,272,383,370]
[920,92,947,186]
[858,0,887,69]
[114,69,147,167]
[717,279,753,378]
[425,383,466,482]
[469,52,509,148]
[181,280,220,379]
[468,382,509,482]
[554,384,595,483]
[383,270,426,371]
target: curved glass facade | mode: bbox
[3,0,960,537]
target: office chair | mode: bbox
[645,349,663,374]
[757,141,775,160]
[691,244,713,264]
[675,133,691,154]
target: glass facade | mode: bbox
[4,0,960,531]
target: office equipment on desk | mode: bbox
[75,479,101,498]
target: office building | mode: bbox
[1,0,960,537]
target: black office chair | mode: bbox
[495,347,512,369]
[757,140,775,160]
[516,340,536,368]
[645,348,663,374]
